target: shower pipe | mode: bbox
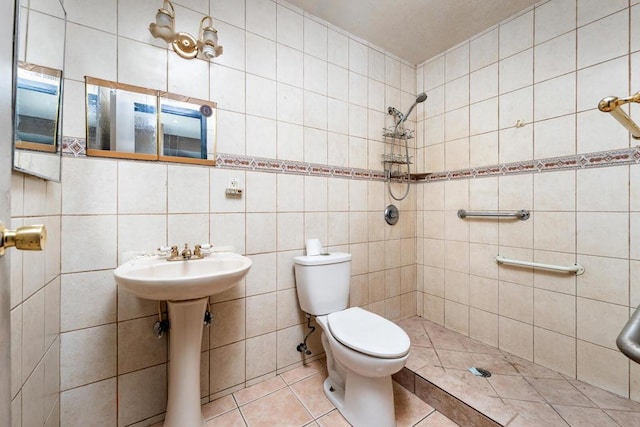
[385,92,427,201]
[598,91,640,139]
[457,209,530,220]
[494,255,585,276]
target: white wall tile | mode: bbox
[276,4,303,50]
[577,0,628,27]
[534,0,576,45]
[349,39,368,76]
[577,11,628,69]
[213,21,246,71]
[246,116,277,158]
[211,64,246,113]
[500,10,533,59]
[577,167,628,212]
[445,44,469,82]
[470,28,498,71]
[499,49,532,94]
[246,75,277,119]
[246,0,276,40]
[118,161,167,214]
[534,31,576,83]
[304,54,328,95]
[576,57,628,113]
[324,29,347,69]
[470,63,498,104]
[304,17,327,60]
[61,215,117,273]
[167,213,210,244]
[118,38,167,90]
[212,0,246,28]
[246,33,276,79]
[534,115,576,159]
[277,45,303,87]
[61,270,116,332]
[60,325,117,390]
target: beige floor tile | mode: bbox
[503,353,564,379]
[406,329,434,347]
[397,317,430,332]
[487,375,544,402]
[206,408,247,427]
[470,353,519,375]
[504,400,568,427]
[569,379,640,412]
[414,411,460,426]
[444,369,497,397]
[290,372,334,419]
[526,378,594,407]
[316,409,351,427]
[281,360,326,385]
[435,349,475,370]
[604,409,640,425]
[553,405,618,426]
[406,346,440,371]
[240,388,313,427]
[233,376,286,406]
[202,394,238,421]
[393,382,435,427]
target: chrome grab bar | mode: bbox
[457,209,530,220]
[494,255,585,276]
[617,305,640,364]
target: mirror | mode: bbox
[86,77,159,160]
[86,77,217,165]
[12,0,66,182]
[159,94,217,164]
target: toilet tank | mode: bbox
[293,252,352,316]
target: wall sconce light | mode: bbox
[149,0,223,60]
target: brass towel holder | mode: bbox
[598,92,640,139]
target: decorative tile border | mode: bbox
[215,152,387,180]
[63,137,640,183]
[425,146,640,182]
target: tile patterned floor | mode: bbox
[395,316,640,426]
[153,359,458,427]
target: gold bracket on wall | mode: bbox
[0,222,47,257]
[598,92,640,140]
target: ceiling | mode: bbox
[285,0,539,65]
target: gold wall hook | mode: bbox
[0,223,47,257]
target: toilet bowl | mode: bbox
[316,307,410,427]
[293,252,411,427]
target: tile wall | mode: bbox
[10,173,62,427]
[13,0,419,425]
[415,0,640,402]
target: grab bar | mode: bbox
[494,255,585,275]
[617,305,640,364]
[457,209,530,220]
[598,92,640,139]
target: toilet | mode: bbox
[293,252,410,427]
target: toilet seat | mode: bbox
[327,307,410,359]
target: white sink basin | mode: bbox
[114,252,252,301]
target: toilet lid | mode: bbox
[327,307,410,359]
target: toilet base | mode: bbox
[323,372,396,427]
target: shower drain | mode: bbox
[468,367,492,378]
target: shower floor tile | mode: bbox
[394,316,640,426]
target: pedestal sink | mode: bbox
[114,252,252,427]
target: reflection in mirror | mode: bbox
[85,77,158,160]
[15,62,62,153]
[12,0,66,182]
[85,77,217,165]
[159,94,216,165]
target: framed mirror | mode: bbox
[86,77,159,160]
[85,77,217,165]
[159,93,216,165]
[12,0,66,182]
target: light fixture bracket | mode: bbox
[172,32,198,59]
[149,0,222,61]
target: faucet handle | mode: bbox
[194,244,202,257]
[170,245,179,257]
[181,243,192,259]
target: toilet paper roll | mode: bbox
[306,239,323,256]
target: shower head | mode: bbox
[400,92,428,123]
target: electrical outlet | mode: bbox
[225,177,242,198]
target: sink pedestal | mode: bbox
[164,297,208,427]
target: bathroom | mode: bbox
[3,0,640,425]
